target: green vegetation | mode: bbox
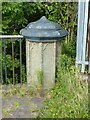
[0,24,2,32]
[2,84,43,97]
[37,55,89,118]
[15,101,21,107]
[2,107,15,117]
[37,70,44,87]
[2,109,9,116]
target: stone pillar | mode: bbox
[20,16,68,89]
[26,41,61,89]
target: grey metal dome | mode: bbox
[20,16,68,42]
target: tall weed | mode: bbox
[38,55,89,118]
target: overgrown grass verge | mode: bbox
[38,55,89,118]
[2,84,44,97]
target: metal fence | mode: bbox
[76,1,90,74]
[0,35,26,85]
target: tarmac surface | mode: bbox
[2,95,43,118]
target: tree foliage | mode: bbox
[2,2,44,34]
[2,2,77,35]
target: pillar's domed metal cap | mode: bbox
[20,16,68,42]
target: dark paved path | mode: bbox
[2,96,43,118]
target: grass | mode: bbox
[2,107,15,117]
[15,101,21,107]
[2,84,44,97]
[37,55,89,118]
[2,101,21,117]
[2,109,9,116]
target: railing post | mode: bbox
[0,39,2,84]
[4,39,8,84]
[20,39,22,84]
[76,0,85,64]
[81,1,89,73]
[12,39,15,84]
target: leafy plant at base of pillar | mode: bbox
[37,70,44,88]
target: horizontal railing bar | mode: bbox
[0,35,23,39]
[76,61,89,65]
